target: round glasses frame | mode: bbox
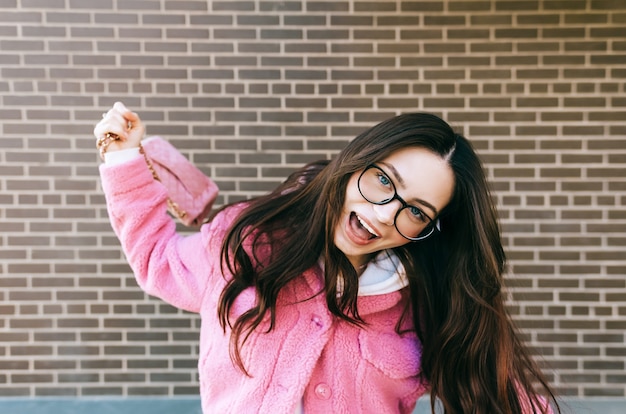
[357,164,441,241]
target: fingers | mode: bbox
[112,101,143,130]
[113,101,135,120]
[94,108,129,139]
[94,102,146,158]
[97,102,141,135]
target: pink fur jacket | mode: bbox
[100,156,427,414]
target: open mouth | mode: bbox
[350,212,379,240]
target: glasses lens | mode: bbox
[358,166,395,204]
[395,207,432,240]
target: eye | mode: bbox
[407,205,427,223]
[376,171,392,187]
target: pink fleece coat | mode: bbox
[100,157,427,414]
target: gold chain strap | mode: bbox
[96,132,188,221]
[138,143,188,221]
[96,133,119,161]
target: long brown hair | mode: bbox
[217,113,560,413]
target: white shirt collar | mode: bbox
[324,250,409,297]
[357,251,408,296]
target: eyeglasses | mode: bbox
[357,164,440,241]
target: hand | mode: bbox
[94,102,145,159]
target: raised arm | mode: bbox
[95,103,220,313]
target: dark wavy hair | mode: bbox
[217,113,560,413]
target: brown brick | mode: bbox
[540,140,583,150]
[516,97,559,107]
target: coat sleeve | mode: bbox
[99,156,224,313]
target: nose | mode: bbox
[372,200,400,226]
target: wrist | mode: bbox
[104,147,142,164]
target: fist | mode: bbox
[94,102,145,158]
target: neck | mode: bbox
[349,253,375,275]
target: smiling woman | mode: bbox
[95,105,560,414]
[356,163,441,239]
[334,147,455,270]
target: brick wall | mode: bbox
[0,0,624,400]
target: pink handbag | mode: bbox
[140,136,218,226]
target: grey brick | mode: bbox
[0,40,44,51]
[46,12,90,23]
[68,0,113,8]
[119,1,162,10]
[164,0,208,11]
[94,13,139,25]
[70,27,114,37]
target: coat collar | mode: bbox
[299,254,408,317]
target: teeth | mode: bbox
[356,215,378,237]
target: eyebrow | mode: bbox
[378,161,439,218]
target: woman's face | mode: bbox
[334,146,455,270]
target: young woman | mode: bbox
[95,102,560,414]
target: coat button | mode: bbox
[311,314,324,328]
[314,383,332,400]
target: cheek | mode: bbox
[385,232,411,249]
[344,176,363,205]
